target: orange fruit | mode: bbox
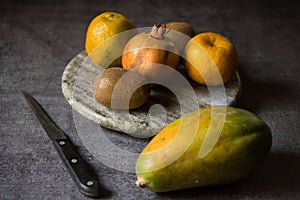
[85,12,136,67]
[184,32,238,86]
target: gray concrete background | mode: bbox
[1,0,300,199]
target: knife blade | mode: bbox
[21,91,100,198]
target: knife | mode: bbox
[21,91,100,198]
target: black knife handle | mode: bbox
[53,139,100,198]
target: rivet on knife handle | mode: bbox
[53,139,100,198]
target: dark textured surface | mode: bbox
[1,0,300,199]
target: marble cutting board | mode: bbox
[62,51,241,137]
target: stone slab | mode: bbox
[62,51,241,136]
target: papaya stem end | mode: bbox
[136,177,147,188]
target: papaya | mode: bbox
[135,106,272,192]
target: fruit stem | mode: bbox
[136,177,147,188]
[149,23,167,39]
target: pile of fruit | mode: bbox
[87,12,238,109]
[85,12,272,192]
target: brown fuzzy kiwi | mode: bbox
[165,22,196,38]
[94,67,150,110]
[165,22,196,54]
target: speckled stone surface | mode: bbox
[1,0,300,199]
[62,51,241,136]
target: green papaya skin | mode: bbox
[135,106,272,192]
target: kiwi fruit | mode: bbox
[165,22,196,54]
[94,67,150,110]
[165,22,196,37]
